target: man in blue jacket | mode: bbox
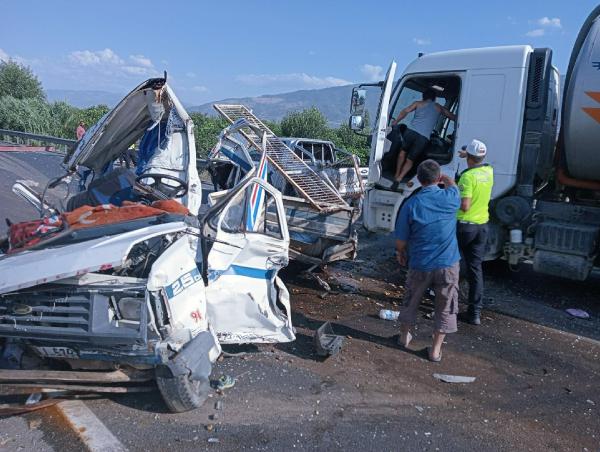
[395,159,461,362]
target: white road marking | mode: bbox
[56,400,127,452]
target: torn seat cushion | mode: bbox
[64,200,189,230]
[7,200,189,253]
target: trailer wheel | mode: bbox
[156,370,211,413]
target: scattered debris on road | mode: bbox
[314,275,332,292]
[314,322,344,357]
[25,392,42,405]
[433,374,476,384]
[379,309,400,320]
[215,375,236,391]
[565,308,590,319]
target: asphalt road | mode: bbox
[0,150,69,234]
[0,151,598,451]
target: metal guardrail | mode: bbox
[0,129,77,153]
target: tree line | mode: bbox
[0,61,369,162]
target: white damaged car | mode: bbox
[0,77,294,412]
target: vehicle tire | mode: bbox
[156,370,211,413]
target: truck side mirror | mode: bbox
[350,115,365,130]
[349,87,367,131]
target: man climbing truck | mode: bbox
[350,5,600,281]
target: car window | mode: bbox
[297,142,313,161]
[210,180,284,241]
[219,188,246,233]
[324,144,335,163]
[244,182,283,240]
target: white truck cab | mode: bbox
[353,45,560,260]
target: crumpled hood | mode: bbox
[0,222,187,293]
[65,78,192,172]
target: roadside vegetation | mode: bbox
[0,61,370,162]
[0,60,110,138]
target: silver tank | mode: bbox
[563,6,600,181]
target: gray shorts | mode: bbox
[399,262,460,333]
[402,128,430,161]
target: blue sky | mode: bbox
[1,0,597,105]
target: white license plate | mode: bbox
[34,346,79,359]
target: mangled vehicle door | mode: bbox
[201,172,294,344]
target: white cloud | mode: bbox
[192,85,208,92]
[537,17,562,28]
[67,48,159,79]
[308,50,317,56]
[0,49,38,67]
[69,48,124,66]
[122,65,150,75]
[129,54,153,68]
[507,16,517,25]
[186,71,197,78]
[526,16,562,37]
[360,64,383,82]
[526,28,545,37]
[413,38,431,46]
[236,72,351,89]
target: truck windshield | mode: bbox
[381,75,461,173]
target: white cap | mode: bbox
[460,139,487,157]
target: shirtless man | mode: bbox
[390,89,456,184]
[76,121,86,140]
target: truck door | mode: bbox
[200,175,295,344]
[368,61,397,184]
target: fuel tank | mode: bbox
[562,6,600,181]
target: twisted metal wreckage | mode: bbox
[0,77,296,412]
[206,104,364,267]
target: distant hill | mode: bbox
[44,85,378,125]
[46,89,123,108]
[44,74,567,124]
[189,85,380,126]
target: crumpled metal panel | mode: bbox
[0,222,187,294]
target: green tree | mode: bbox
[190,113,229,158]
[263,119,282,137]
[0,95,54,134]
[75,105,110,135]
[47,102,109,139]
[49,101,78,137]
[332,123,369,164]
[0,60,45,100]
[280,107,329,140]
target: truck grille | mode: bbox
[0,289,146,346]
[0,293,90,340]
[529,55,544,103]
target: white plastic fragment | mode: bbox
[565,308,590,319]
[433,373,476,383]
[25,393,42,405]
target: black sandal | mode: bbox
[427,347,442,363]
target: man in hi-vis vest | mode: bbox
[457,139,494,326]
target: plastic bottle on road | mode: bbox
[379,309,400,320]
